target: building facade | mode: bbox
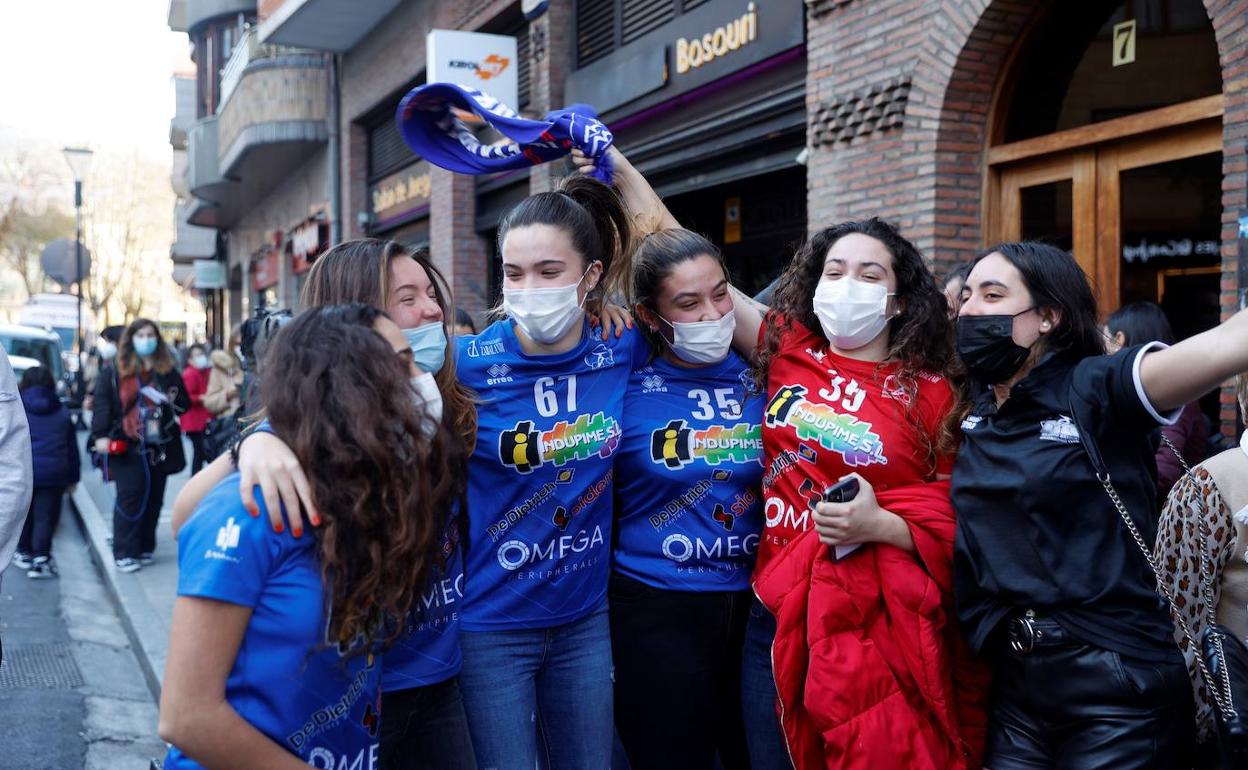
[169,0,1247,428]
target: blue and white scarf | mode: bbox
[396,83,614,184]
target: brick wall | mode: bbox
[1209,0,1248,426]
[808,0,1246,431]
[430,168,490,320]
[527,0,572,193]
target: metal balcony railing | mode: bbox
[217,26,310,112]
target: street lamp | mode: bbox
[62,146,93,407]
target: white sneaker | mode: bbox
[114,557,142,573]
[138,553,155,566]
[12,552,33,571]
[27,556,57,579]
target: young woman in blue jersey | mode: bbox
[169,240,478,770]
[219,176,639,768]
[611,227,762,770]
[159,303,459,770]
[448,174,640,769]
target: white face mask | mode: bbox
[502,267,592,345]
[191,355,209,369]
[410,372,443,438]
[659,309,736,365]
[812,277,895,350]
[97,341,117,361]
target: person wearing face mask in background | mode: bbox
[82,325,124,415]
[202,324,245,461]
[580,143,990,770]
[180,344,213,474]
[91,319,189,573]
[170,239,477,770]
[951,242,1248,770]
[609,229,762,770]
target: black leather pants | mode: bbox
[985,615,1196,770]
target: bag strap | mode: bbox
[1066,391,1236,720]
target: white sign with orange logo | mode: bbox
[428,30,519,112]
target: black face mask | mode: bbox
[956,309,1036,384]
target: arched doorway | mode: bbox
[984,0,1224,348]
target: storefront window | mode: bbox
[1000,0,1219,143]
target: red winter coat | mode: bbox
[179,364,212,433]
[753,481,990,770]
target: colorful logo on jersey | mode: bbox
[499,413,621,474]
[765,384,887,467]
[650,419,762,469]
[552,506,571,531]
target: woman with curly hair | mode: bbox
[158,303,460,769]
[170,240,478,770]
[576,146,988,770]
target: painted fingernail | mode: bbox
[309,512,322,527]
[247,503,258,517]
[292,527,303,538]
[274,521,284,533]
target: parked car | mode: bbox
[6,354,43,380]
[0,324,70,402]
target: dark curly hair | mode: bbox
[260,303,460,653]
[754,218,957,470]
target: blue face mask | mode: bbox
[402,322,447,375]
[134,337,158,357]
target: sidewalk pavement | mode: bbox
[70,439,192,702]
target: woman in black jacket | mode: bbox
[91,319,189,573]
[952,242,1248,770]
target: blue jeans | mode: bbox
[739,599,794,770]
[459,602,614,770]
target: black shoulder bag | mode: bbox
[1069,394,1248,769]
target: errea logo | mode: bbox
[486,363,513,385]
[641,373,666,393]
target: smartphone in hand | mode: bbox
[821,476,862,561]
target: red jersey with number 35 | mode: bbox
[755,317,955,575]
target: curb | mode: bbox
[69,485,166,703]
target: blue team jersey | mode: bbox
[381,515,464,691]
[455,319,640,630]
[164,475,382,770]
[613,350,764,591]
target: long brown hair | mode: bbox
[304,238,478,451]
[261,304,459,651]
[756,218,958,471]
[116,318,175,378]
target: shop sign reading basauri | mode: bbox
[369,160,433,228]
[565,0,804,117]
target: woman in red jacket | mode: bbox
[179,344,212,474]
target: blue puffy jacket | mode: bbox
[21,385,80,488]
